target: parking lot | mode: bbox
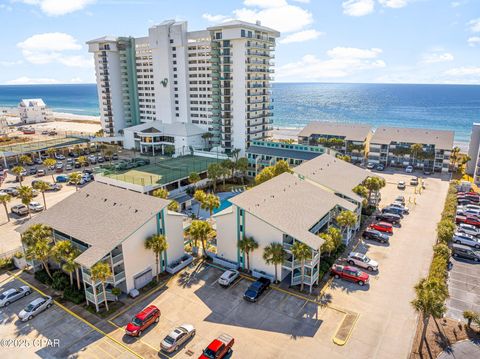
[446,256,480,321]
[318,170,451,359]
[104,263,348,359]
[0,274,137,359]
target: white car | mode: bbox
[218,269,239,287]
[18,296,53,321]
[366,162,375,169]
[347,252,378,271]
[160,324,196,353]
[405,166,413,173]
[55,154,65,160]
[0,286,31,307]
[457,223,480,237]
[397,181,406,190]
[453,232,480,249]
[29,201,44,212]
[65,164,73,171]
[462,204,480,211]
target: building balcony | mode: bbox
[112,253,123,265]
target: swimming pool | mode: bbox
[213,192,238,214]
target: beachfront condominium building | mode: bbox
[87,19,279,154]
[18,182,188,312]
[467,123,480,184]
[18,99,52,124]
[367,126,454,173]
[297,122,373,163]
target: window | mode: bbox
[241,29,246,37]
[172,46,176,51]
[215,32,222,40]
[169,39,173,43]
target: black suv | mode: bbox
[375,213,402,226]
[243,277,271,302]
[452,243,480,262]
[362,228,389,243]
[382,206,404,218]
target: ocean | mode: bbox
[0,83,479,146]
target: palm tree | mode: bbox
[410,143,424,167]
[145,234,168,281]
[237,158,248,185]
[327,227,343,248]
[188,172,201,188]
[46,147,56,158]
[19,154,31,166]
[237,236,258,272]
[336,210,358,242]
[363,176,385,204]
[450,146,460,168]
[201,193,220,217]
[69,172,82,191]
[42,158,57,183]
[319,233,336,257]
[62,255,78,287]
[262,242,285,283]
[77,156,88,167]
[90,261,113,311]
[25,237,53,279]
[21,223,52,247]
[219,163,230,187]
[153,188,169,199]
[207,163,222,192]
[201,132,214,149]
[0,193,11,222]
[12,166,25,185]
[291,241,312,292]
[194,189,206,217]
[18,185,34,218]
[168,200,179,212]
[411,278,448,355]
[187,220,214,257]
[32,180,50,210]
[51,240,77,287]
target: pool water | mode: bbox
[213,199,233,214]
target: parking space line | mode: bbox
[228,277,243,289]
[448,278,480,291]
[107,319,160,353]
[7,272,144,359]
[94,343,117,359]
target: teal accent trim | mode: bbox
[156,212,161,235]
[119,37,140,126]
[236,207,241,265]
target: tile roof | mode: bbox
[17,182,170,268]
[370,126,454,150]
[297,121,372,142]
[227,173,356,249]
[293,154,372,202]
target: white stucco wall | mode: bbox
[165,211,186,264]
[215,207,237,263]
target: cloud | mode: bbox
[469,18,480,32]
[5,76,60,85]
[421,52,454,64]
[203,0,313,33]
[0,60,23,66]
[445,67,480,76]
[277,47,386,81]
[279,29,324,44]
[378,0,409,8]
[15,0,96,16]
[17,32,92,68]
[468,36,480,47]
[342,0,375,16]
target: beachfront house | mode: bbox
[18,99,52,124]
[18,182,188,311]
[214,172,358,293]
[297,122,373,164]
[367,126,454,173]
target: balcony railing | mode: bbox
[112,253,123,265]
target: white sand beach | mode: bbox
[52,111,100,123]
[271,126,301,141]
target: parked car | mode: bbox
[362,228,390,243]
[48,183,62,191]
[83,169,93,175]
[74,161,81,169]
[243,277,271,302]
[97,156,105,163]
[458,198,477,206]
[199,334,234,359]
[29,167,38,175]
[460,204,480,211]
[112,153,119,160]
[410,177,419,186]
[56,175,70,183]
[34,158,43,165]
[456,223,480,237]
[330,264,369,286]
[370,222,393,234]
[0,286,31,307]
[395,195,406,205]
[452,243,480,262]
[125,305,160,337]
[456,215,480,227]
[347,252,378,271]
[382,206,405,218]
[405,165,413,173]
[376,164,385,171]
[375,213,402,225]
[18,296,53,321]
[36,169,46,177]
[453,232,480,249]
[423,169,432,175]
[389,202,409,214]
[397,181,406,190]
[218,269,239,287]
[55,154,65,160]
[161,324,196,353]
[11,204,29,215]
[65,164,73,171]
[3,187,19,196]
[29,201,44,212]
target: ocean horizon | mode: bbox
[1,82,479,148]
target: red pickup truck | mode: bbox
[331,264,370,286]
[199,334,234,359]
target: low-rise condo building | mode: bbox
[367,126,454,172]
[297,122,373,163]
[18,182,187,311]
[214,172,357,293]
[467,123,480,184]
[18,98,52,124]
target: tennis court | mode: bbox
[0,136,88,156]
[102,155,222,186]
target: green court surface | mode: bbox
[102,155,221,186]
[0,137,88,156]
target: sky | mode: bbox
[0,0,479,85]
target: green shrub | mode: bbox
[63,287,85,304]
[320,261,331,273]
[52,271,69,291]
[34,269,53,285]
[14,252,23,259]
[437,219,455,244]
[433,243,451,261]
[0,257,14,270]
